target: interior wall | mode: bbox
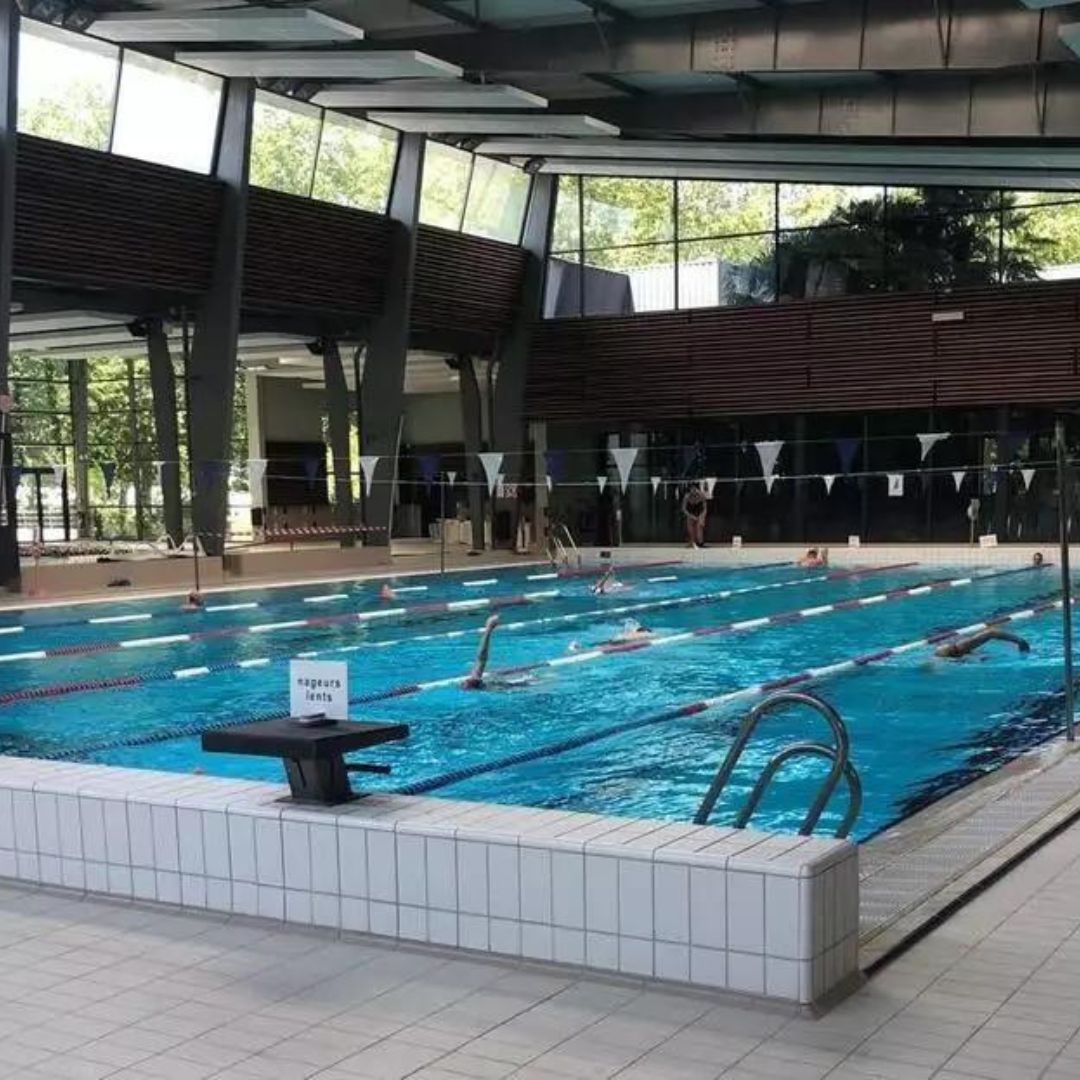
[403,392,463,445]
[260,377,325,443]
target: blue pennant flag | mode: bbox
[836,437,861,474]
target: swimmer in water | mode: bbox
[934,627,1031,660]
[379,583,397,602]
[568,618,653,653]
[1033,552,1045,567]
[591,566,629,596]
[461,615,534,690]
[797,547,829,569]
[180,590,204,612]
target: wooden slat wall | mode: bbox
[526,282,1080,422]
[15,135,220,295]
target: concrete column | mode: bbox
[188,78,254,555]
[245,371,266,531]
[320,338,355,546]
[459,356,486,551]
[530,420,548,547]
[146,320,184,547]
[70,360,90,539]
[0,0,18,588]
[360,133,424,545]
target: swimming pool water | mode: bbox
[0,560,1069,841]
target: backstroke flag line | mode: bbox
[1021,468,1035,491]
[755,441,783,486]
[596,475,607,494]
[610,447,639,494]
[359,455,380,497]
[917,432,950,461]
[952,470,966,493]
[822,474,836,494]
[651,476,662,494]
[478,452,503,496]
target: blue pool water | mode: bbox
[0,559,1070,841]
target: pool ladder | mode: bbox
[694,690,863,839]
[547,523,581,568]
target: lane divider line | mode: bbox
[463,579,498,588]
[303,594,348,604]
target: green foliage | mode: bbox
[249,98,320,196]
[17,79,112,150]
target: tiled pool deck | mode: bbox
[0,807,1079,1079]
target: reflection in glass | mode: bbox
[544,254,582,319]
[17,21,118,151]
[112,52,221,173]
[678,180,775,242]
[779,184,884,229]
[312,112,396,213]
[1005,195,1080,280]
[552,176,581,254]
[249,91,321,196]
[586,243,675,314]
[583,177,673,249]
[679,235,775,308]
[420,142,472,229]
[462,157,529,243]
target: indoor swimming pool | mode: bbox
[0,558,1069,842]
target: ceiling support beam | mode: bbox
[0,0,18,591]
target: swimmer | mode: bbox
[379,583,397,602]
[797,547,829,569]
[934,627,1031,660]
[568,618,653,653]
[180,590,204,612]
[591,566,629,596]
[462,614,537,690]
[1033,552,1045,567]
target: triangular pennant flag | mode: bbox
[100,461,117,496]
[248,458,267,491]
[764,475,777,494]
[651,476,662,494]
[755,440,783,482]
[596,475,608,494]
[610,447,639,494]
[952,470,966,493]
[702,477,717,498]
[822,474,836,494]
[836,437,860,474]
[446,470,457,488]
[1020,467,1035,491]
[917,432,950,461]
[419,453,439,485]
[543,449,565,483]
[51,464,65,486]
[478,452,503,496]
[888,473,904,497]
[545,475,553,492]
[359,455,380,497]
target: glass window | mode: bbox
[111,52,221,173]
[585,243,675,315]
[583,177,674,249]
[552,176,581,254]
[1004,191,1080,280]
[779,183,885,229]
[311,112,396,213]
[249,91,321,197]
[17,21,118,151]
[420,142,472,230]
[679,235,775,308]
[462,157,529,243]
[677,180,775,242]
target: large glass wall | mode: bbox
[547,177,1080,318]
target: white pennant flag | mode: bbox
[609,447,639,494]
[917,432,951,461]
[651,476,662,494]
[1021,468,1035,492]
[359,455,380,497]
[545,475,553,492]
[952,470,966,493]
[247,458,267,492]
[596,475,608,494]
[764,475,777,494]
[755,440,784,482]
[702,477,717,498]
[888,474,904,497]
[51,463,65,486]
[478,452,503,496]
[822,474,836,494]
[447,470,457,487]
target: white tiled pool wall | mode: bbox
[0,759,859,1007]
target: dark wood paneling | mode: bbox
[15,134,220,296]
[526,282,1080,422]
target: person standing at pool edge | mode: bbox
[682,485,707,548]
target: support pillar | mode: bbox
[70,360,89,539]
[0,0,18,589]
[459,356,486,551]
[792,414,807,542]
[320,338,354,546]
[146,320,184,547]
[360,132,424,546]
[188,78,254,555]
[245,370,266,533]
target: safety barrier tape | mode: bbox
[394,589,1067,797]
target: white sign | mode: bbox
[979,534,999,548]
[290,660,348,720]
[848,535,861,548]
[731,535,743,548]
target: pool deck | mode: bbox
[0,809,1078,1079]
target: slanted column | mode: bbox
[245,370,267,533]
[188,77,254,556]
[145,319,184,547]
[359,132,424,545]
[0,0,18,589]
[459,356,487,552]
[319,338,355,545]
[70,360,90,538]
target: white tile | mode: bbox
[11,790,36,850]
[132,867,156,899]
[367,829,397,902]
[227,811,256,882]
[488,843,520,920]
[728,950,765,995]
[127,801,154,867]
[690,946,727,989]
[181,874,208,908]
[255,817,284,886]
[156,869,181,904]
[458,840,488,915]
[310,823,338,893]
[339,823,367,897]
[765,957,800,1001]
[16,851,40,880]
[459,913,489,951]
[619,936,654,977]
[107,863,132,896]
[257,884,285,920]
[33,792,60,855]
[39,853,61,884]
[765,876,799,959]
[177,808,205,875]
[520,846,552,924]
[202,810,230,878]
[61,856,85,890]
[727,871,764,953]
[823,866,837,949]
[654,863,689,944]
[522,922,553,961]
[490,917,522,956]
[0,788,12,848]
[57,795,82,859]
[689,866,726,949]
[312,892,340,928]
[103,799,130,864]
[84,860,108,893]
[426,836,457,911]
[618,858,653,938]
[586,930,619,971]
[554,927,585,965]
[429,909,458,946]
[206,877,231,912]
[396,833,426,907]
[552,850,584,928]
[79,796,106,863]
[232,880,258,916]
[150,804,179,871]
[585,854,618,933]
[370,900,398,936]
[285,889,313,925]
[341,896,369,932]
[655,942,690,982]
[399,904,428,942]
[282,821,311,891]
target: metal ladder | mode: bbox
[547,523,581,568]
[694,690,862,839]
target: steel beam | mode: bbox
[188,77,254,556]
[145,319,184,549]
[359,132,424,547]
